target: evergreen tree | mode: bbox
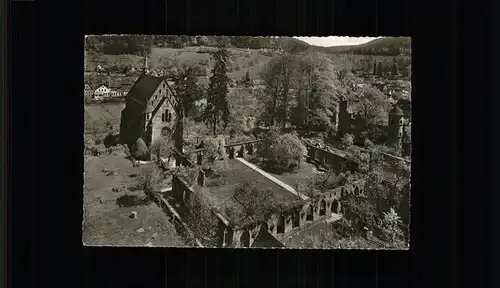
[203,40,231,136]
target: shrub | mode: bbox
[363,138,375,149]
[103,133,118,148]
[138,164,161,193]
[340,133,354,150]
[133,138,149,161]
[150,138,174,160]
[267,132,307,173]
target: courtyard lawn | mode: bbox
[199,158,301,223]
[243,154,319,188]
[83,154,185,247]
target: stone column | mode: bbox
[198,170,206,186]
[237,146,244,157]
[229,147,235,159]
[248,143,254,155]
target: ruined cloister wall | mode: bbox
[172,139,369,248]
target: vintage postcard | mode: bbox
[84,35,411,249]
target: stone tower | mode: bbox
[388,104,404,146]
[338,100,351,137]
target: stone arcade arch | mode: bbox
[277,214,285,234]
[292,209,300,228]
[240,230,250,247]
[354,186,360,196]
[332,199,340,214]
[319,199,327,216]
[306,205,314,221]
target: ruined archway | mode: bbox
[240,230,250,247]
[277,214,285,234]
[319,199,327,216]
[306,205,313,221]
[354,186,360,196]
[332,199,340,214]
[292,209,300,228]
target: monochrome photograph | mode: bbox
[83,35,411,249]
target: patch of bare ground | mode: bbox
[83,154,184,247]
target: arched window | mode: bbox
[277,214,285,234]
[161,113,165,122]
[240,230,250,247]
[319,200,327,216]
[306,205,313,221]
[332,199,340,214]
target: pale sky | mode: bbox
[294,36,379,47]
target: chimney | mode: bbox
[198,170,206,186]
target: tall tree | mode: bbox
[259,54,296,129]
[353,84,391,129]
[293,53,336,131]
[174,67,204,118]
[203,41,231,136]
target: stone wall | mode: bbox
[304,142,359,173]
[227,179,367,248]
[172,138,371,248]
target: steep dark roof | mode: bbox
[126,74,164,105]
[250,227,286,248]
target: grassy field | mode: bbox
[84,103,125,134]
[83,154,185,246]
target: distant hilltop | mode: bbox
[84,35,411,57]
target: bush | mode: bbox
[267,132,307,173]
[150,138,174,160]
[138,164,161,193]
[363,139,375,149]
[340,133,354,150]
[103,133,118,148]
[133,138,149,161]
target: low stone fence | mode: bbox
[150,192,204,248]
[303,142,359,173]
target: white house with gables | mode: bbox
[94,85,111,99]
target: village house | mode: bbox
[94,85,111,98]
[84,83,94,99]
[119,65,178,149]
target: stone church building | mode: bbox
[119,57,178,149]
